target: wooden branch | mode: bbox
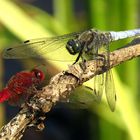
[0,38,140,140]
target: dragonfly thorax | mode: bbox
[66,39,81,55]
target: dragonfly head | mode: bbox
[31,69,45,82]
[66,39,81,55]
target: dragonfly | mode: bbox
[0,68,45,106]
[2,28,140,111]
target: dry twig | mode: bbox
[0,38,140,140]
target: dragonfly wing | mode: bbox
[2,32,80,61]
[105,70,117,111]
[67,85,97,108]
[93,74,104,102]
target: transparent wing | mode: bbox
[65,86,97,109]
[103,41,116,111]
[2,32,81,61]
[90,43,105,103]
[54,86,96,109]
[90,41,116,111]
[93,74,104,102]
[105,70,117,111]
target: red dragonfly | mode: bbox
[0,68,45,105]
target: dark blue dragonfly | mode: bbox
[3,28,140,111]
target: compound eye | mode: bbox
[66,39,79,55]
[67,39,75,46]
[35,71,41,79]
[32,69,45,81]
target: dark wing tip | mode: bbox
[24,40,30,43]
[2,47,13,59]
[6,48,13,51]
[115,94,117,101]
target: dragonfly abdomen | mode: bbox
[110,29,140,41]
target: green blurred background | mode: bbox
[0,0,140,140]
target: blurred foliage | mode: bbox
[0,0,140,140]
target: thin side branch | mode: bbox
[0,38,140,140]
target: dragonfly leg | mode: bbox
[73,52,82,64]
[73,45,85,64]
[95,54,106,62]
[93,53,106,70]
[83,85,93,91]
